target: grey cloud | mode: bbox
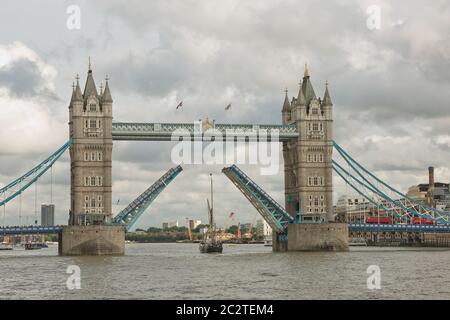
[0,59,42,97]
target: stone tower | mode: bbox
[68,62,113,226]
[282,65,333,222]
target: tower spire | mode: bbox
[83,61,98,98]
[73,74,83,102]
[304,63,309,78]
[103,75,113,103]
[282,88,291,112]
[323,80,333,106]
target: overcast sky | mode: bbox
[0,0,449,229]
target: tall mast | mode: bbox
[210,173,214,236]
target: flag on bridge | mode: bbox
[229,212,235,218]
[225,103,231,111]
[176,101,183,109]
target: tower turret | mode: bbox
[282,88,291,124]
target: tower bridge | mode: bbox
[2,62,449,254]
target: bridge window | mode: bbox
[85,120,88,128]
[98,152,102,161]
[311,108,318,115]
[91,198,96,207]
[85,177,89,186]
[91,152,96,161]
[89,103,97,111]
[312,123,319,131]
[90,119,96,129]
[84,152,89,161]
[314,198,319,206]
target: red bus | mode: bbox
[412,218,436,225]
[366,217,392,224]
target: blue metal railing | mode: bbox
[0,139,72,207]
[222,165,293,233]
[112,165,183,230]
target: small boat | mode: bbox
[25,242,48,250]
[0,242,13,250]
[199,173,223,254]
[199,239,223,253]
[349,239,367,246]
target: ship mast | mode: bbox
[210,173,215,239]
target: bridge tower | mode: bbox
[276,65,347,252]
[60,61,124,256]
[68,62,113,226]
[282,65,333,223]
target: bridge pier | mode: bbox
[58,225,125,256]
[273,223,349,252]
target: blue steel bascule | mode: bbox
[1,63,450,251]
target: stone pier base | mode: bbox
[273,223,349,252]
[58,225,125,256]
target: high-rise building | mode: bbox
[255,219,272,238]
[41,204,55,226]
[162,221,179,229]
[282,65,333,223]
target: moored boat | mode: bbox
[0,242,13,250]
[199,173,223,254]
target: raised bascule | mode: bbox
[2,61,450,255]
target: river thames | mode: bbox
[1,243,449,299]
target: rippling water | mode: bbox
[1,243,450,299]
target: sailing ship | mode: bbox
[199,173,223,253]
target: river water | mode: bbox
[1,243,449,299]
